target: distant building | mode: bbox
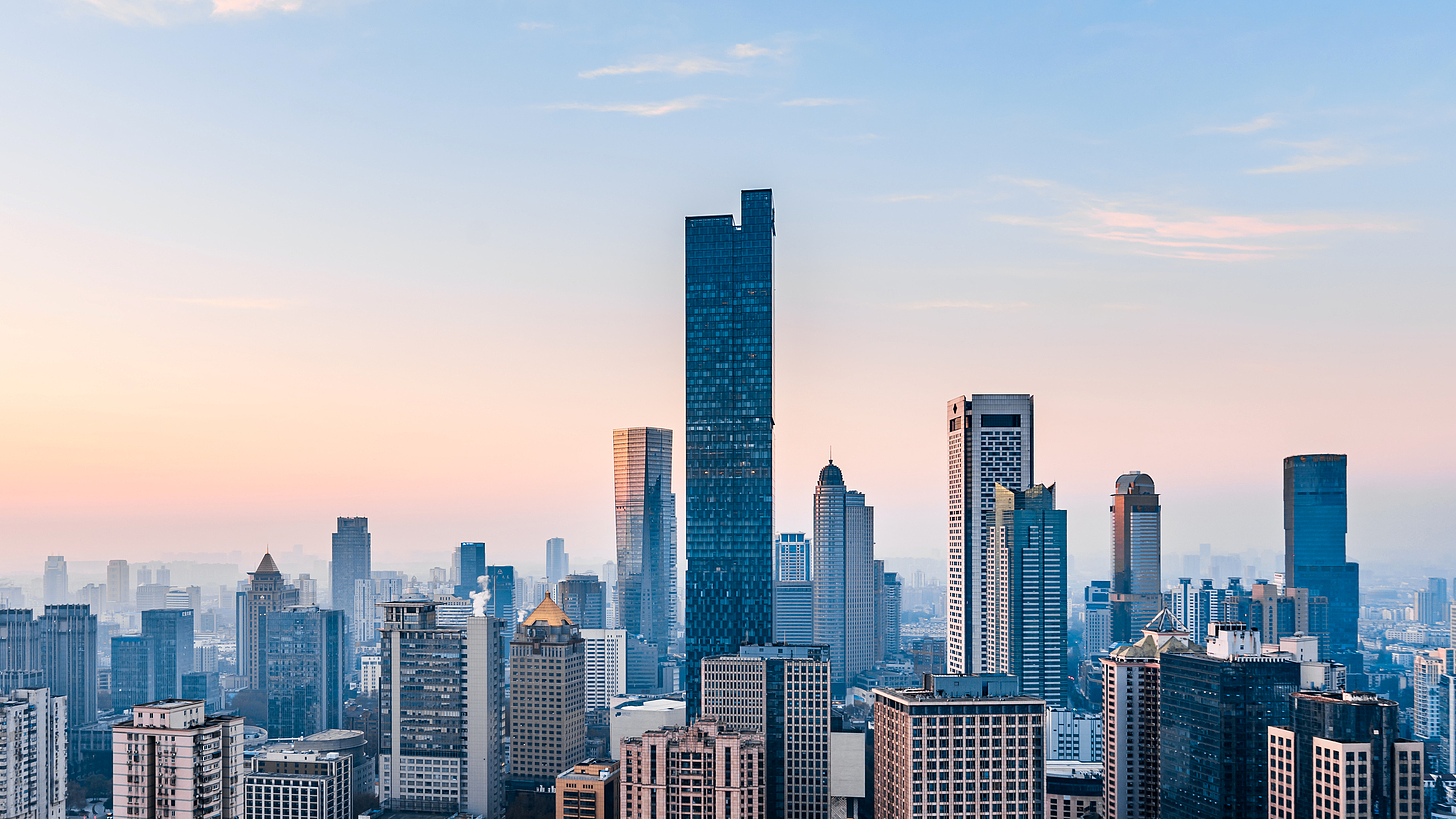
[111,700,245,819]
[556,759,618,819]
[244,751,352,819]
[1084,581,1112,658]
[455,542,486,600]
[581,629,627,709]
[0,687,66,819]
[608,696,687,755]
[358,654,381,697]
[107,561,131,607]
[351,576,403,648]
[262,606,345,739]
[237,552,300,690]
[619,720,765,819]
[111,636,154,711]
[773,580,814,645]
[181,671,222,713]
[873,673,1046,819]
[777,532,810,582]
[42,557,67,608]
[908,637,947,676]
[882,569,904,659]
[1046,762,1103,819]
[547,538,570,587]
[1110,472,1162,643]
[509,593,586,788]
[813,461,876,693]
[484,566,515,622]
[330,517,371,657]
[136,584,170,612]
[40,605,97,743]
[559,575,607,629]
[1048,709,1103,762]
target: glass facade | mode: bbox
[1283,454,1359,655]
[684,188,775,719]
[613,426,677,651]
[263,606,345,739]
[331,517,372,649]
[456,542,486,600]
[141,608,194,700]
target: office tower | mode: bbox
[873,673,1047,819]
[777,533,810,582]
[883,569,903,659]
[1048,709,1104,762]
[296,575,317,607]
[619,720,765,819]
[600,562,618,628]
[547,538,569,587]
[1110,473,1161,642]
[1418,589,1445,626]
[684,189,775,720]
[378,601,466,814]
[1268,691,1424,819]
[1158,622,1299,819]
[1084,581,1112,658]
[181,671,223,713]
[484,566,515,622]
[0,687,66,819]
[330,517,371,649]
[1283,455,1359,656]
[987,483,1068,706]
[111,636,154,711]
[946,394,1034,676]
[581,628,627,709]
[244,751,352,819]
[112,701,244,819]
[556,760,619,819]
[41,557,67,607]
[142,608,194,700]
[39,605,97,736]
[107,561,131,607]
[237,552,300,690]
[262,606,345,739]
[558,575,606,629]
[1431,579,1450,623]
[908,637,948,676]
[464,615,506,819]
[136,584,170,611]
[811,461,876,692]
[508,594,586,787]
[701,645,831,818]
[352,576,403,648]
[614,427,679,655]
[1101,610,1204,819]
[455,542,486,601]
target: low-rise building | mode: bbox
[243,752,351,819]
[556,759,618,819]
[619,720,765,819]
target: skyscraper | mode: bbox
[484,566,515,622]
[613,427,678,658]
[111,701,245,819]
[107,560,130,607]
[776,533,810,582]
[456,542,486,601]
[39,605,97,737]
[558,575,607,629]
[262,606,345,739]
[111,636,153,711]
[1110,472,1162,642]
[1283,454,1359,656]
[881,570,903,659]
[508,594,586,787]
[0,687,66,819]
[330,517,371,648]
[42,557,67,607]
[141,608,194,701]
[684,188,775,719]
[987,483,1068,706]
[946,394,1034,676]
[812,460,876,693]
[237,552,300,690]
[546,538,569,586]
[378,601,466,814]
[774,533,813,644]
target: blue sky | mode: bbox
[1,1,1452,583]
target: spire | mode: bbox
[254,551,281,576]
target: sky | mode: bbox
[1,1,1453,584]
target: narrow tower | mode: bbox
[1111,471,1162,642]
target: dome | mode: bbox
[818,460,844,486]
[1113,472,1155,495]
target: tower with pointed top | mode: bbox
[509,593,586,788]
[812,459,876,694]
[236,551,299,690]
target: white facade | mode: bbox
[243,752,351,819]
[1048,708,1103,763]
[1084,606,1112,657]
[581,628,627,709]
[946,394,1033,675]
[0,688,66,819]
[358,654,381,697]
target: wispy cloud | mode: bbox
[732,42,788,58]
[167,297,300,309]
[518,21,552,30]
[545,95,713,117]
[1193,114,1281,134]
[579,56,735,79]
[212,0,299,13]
[989,177,1397,261]
[900,300,1030,311]
[781,98,859,107]
[71,0,301,22]
[1245,140,1371,174]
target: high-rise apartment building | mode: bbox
[558,575,607,629]
[244,752,352,819]
[614,427,679,654]
[619,720,765,819]
[1110,473,1161,642]
[509,594,586,788]
[581,628,627,709]
[237,553,300,690]
[40,605,97,737]
[882,567,903,660]
[1084,581,1112,658]
[1158,622,1299,819]
[330,517,371,649]
[812,461,876,693]
[0,687,66,819]
[684,188,775,720]
[107,561,131,607]
[777,533,810,582]
[1282,455,1359,656]
[455,543,486,601]
[484,566,515,622]
[872,673,1047,819]
[378,601,466,814]
[352,576,403,648]
[42,558,67,608]
[1268,691,1424,819]
[547,538,570,587]
[262,606,345,740]
[141,609,194,701]
[987,483,1067,706]
[1101,610,1204,819]
[556,759,619,819]
[701,644,831,819]
[111,700,245,819]
[946,394,1034,676]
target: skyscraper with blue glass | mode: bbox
[1283,453,1359,656]
[684,188,775,719]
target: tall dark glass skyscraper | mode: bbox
[331,516,371,643]
[614,426,678,654]
[455,542,486,601]
[1283,454,1358,656]
[141,608,194,701]
[684,188,775,719]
